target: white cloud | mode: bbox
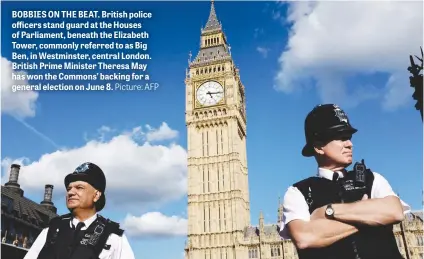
[1,123,187,209]
[122,211,187,238]
[257,47,270,58]
[1,56,39,118]
[274,1,423,110]
[1,56,58,148]
[254,28,264,38]
[145,122,179,142]
[83,122,178,145]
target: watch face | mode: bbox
[196,81,224,106]
[326,208,334,215]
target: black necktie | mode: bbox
[69,222,85,256]
[74,222,85,231]
[72,222,85,243]
[332,172,340,182]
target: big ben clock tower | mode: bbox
[184,1,250,259]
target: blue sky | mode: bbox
[1,1,423,259]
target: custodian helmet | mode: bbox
[302,104,357,157]
[64,162,107,211]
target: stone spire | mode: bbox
[202,0,222,33]
[190,0,231,68]
[277,196,283,224]
[259,211,264,230]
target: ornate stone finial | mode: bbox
[188,52,192,68]
[278,196,283,224]
[259,211,264,228]
[259,211,265,238]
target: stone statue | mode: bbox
[2,230,7,243]
[12,234,18,246]
[23,236,28,248]
[407,47,423,120]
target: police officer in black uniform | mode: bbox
[279,104,410,259]
[24,162,135,259]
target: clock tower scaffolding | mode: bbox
[184,1,250,259]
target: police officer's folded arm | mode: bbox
[281,187,359,250]
[286,218,359,249]
[331,195,405,226]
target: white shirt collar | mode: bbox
[317,167,345,181]
[70,213,98,230]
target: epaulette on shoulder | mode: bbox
[98,215,124,237]
[107,219,124,237]
[293,176,318,187]
[48,213,72,225]
[59,213,73,219]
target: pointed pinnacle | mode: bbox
[203,0,221,31]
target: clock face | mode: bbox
[196,81,224,106]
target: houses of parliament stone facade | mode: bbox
[183,1,423,259]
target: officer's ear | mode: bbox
[313,146,324,155]
[313,142,325,155]
[93,190,101,202]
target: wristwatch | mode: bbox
[325,204,335,219]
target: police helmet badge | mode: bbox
[333,105,348,124]
[75,162,90,173]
